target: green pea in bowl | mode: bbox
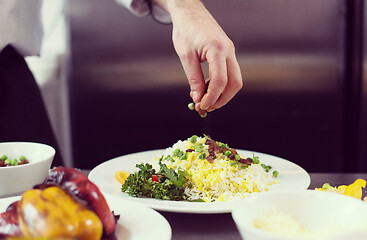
[0,142,55,197]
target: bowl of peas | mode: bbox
[0,142,55,197]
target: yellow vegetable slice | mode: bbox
[115,170,130,184]
[340,179,366,199]
[316,179,366,200]
[18,186,102,240]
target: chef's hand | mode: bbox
[152,0,243,113]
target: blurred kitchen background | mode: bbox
[30,0,367,172]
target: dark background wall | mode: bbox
[67,0,365,173]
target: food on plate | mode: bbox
[115,170,130,184]
[0,154,29,167]
[254,209,310,237]
[0,167,118,240]
[316,179,366,200]
[120,135,279,202]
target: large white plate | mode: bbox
[89,149,311,214]
[0,193,171,240]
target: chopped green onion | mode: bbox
[199,153,207,160]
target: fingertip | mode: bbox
[190,91,200,103]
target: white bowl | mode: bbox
[232,190,367,240]
[0,142,55,197]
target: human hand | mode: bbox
[153,0,243,114]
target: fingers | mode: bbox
[207,54,243,111]
[200,51,228,111]
[178,51,206,104]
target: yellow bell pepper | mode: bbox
[17,186,103,240]
[316,179,366,200]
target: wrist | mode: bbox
[151,0,204,15]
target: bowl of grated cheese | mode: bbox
[232,190,367,240]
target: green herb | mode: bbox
[190,198,205,202]
[199,153,207,160]
[165,155,174,162]
[121,163,189,201]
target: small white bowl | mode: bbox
[0,142,55,197]
[232,190,367,240]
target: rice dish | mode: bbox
[155,135,278,202]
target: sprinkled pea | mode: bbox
[273,171,279,178]
[225,150,231,157]
[1,155,7,161]
[252,157,260,164]
[173,149,180,156]
[235,155,240,161]
[190,135,198,143]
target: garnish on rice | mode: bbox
[120,135,279,202]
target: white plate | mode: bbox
[89,149,311,214]
[0,193,172,240]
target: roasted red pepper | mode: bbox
[0,201,22,238]
[41,167,116,236]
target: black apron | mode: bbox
[0,44,63,166]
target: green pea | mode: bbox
[1,155,7,161]
[11,159,18,166]
[173,149,180,157]
[225,150,231,157]
[4,159,11,165]
[19,156,26,161]
[200,112,207,118]
[235,155,240,161]
[188,103,195,110]
[252,158,260,164]
[190,135,198,143]
[273,171,279,178]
